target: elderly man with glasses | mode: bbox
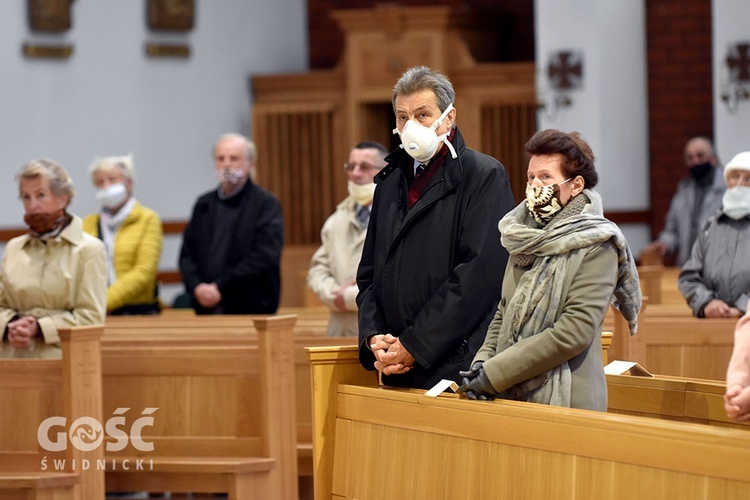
[307,141,389,336]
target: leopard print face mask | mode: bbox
[525,178,571,225]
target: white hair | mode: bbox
[88,154,135,184]
[213,133,257,161]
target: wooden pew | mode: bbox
[0,326,105,500]
[101,313,358,498]
[102,315,296,500]
[625,303,736,380]
[103,311,610,498]
[636,264,683,305]
[308,345,750,500]
[585,304,631,363]
[606,373,750,429]
[102,309,347,468]
[604,294,736,381]
[105,307,332,337]
[0,470,80,500]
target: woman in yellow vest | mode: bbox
[83,154,163,314]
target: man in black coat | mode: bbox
[179,133,283,314]
[357,66,515,389]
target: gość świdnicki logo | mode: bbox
[38,407,158,472]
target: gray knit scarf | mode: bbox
[494,189,642,406]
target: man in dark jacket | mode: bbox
[357,66,515,389]
[179,133,283,314]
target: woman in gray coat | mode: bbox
[678,151,750,318]
[457,129,642,411]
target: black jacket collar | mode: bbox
[376,127,466,186]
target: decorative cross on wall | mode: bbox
[727,42,750,83]
[547,50,583,91]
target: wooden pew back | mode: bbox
[0,326,105,500]
[308,345,750,500]
[636,265,683,305]
[607,373,749,428]
[105,307,332,337]
[631,304,735,379]
[102,311,357,496]
[102,315,298,500]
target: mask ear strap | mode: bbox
[431,103,455,130]
[434,104,457,159]
[443,139,458,159]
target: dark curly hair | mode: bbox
[524,129,598,188]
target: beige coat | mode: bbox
[0,215,107,357]
[307,196,367,337]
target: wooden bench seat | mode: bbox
[105,456,275,497]
[0,471,79,500]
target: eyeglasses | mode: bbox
[343,162,382,172]
[728,171,750,187]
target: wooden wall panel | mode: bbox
[481,101,537,202]
[253,105,339,246]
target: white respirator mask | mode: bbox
[393,103,457,163]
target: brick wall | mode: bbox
[646,0,714,239]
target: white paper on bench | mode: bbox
[604,360,653,377]
[425,379,460,397]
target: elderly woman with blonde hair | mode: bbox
[83,154,163,314]
[0,159,107,358]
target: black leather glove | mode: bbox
[457,367,498,401]
[458,360,484,380]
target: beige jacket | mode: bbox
[307,196,367,337]
[0,215,107,355]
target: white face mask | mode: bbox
[723,185,750,220]
[347,181,376,206]
[393,103,457,163]
[96,182,129,211]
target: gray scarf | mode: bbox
[495,189,642,406]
